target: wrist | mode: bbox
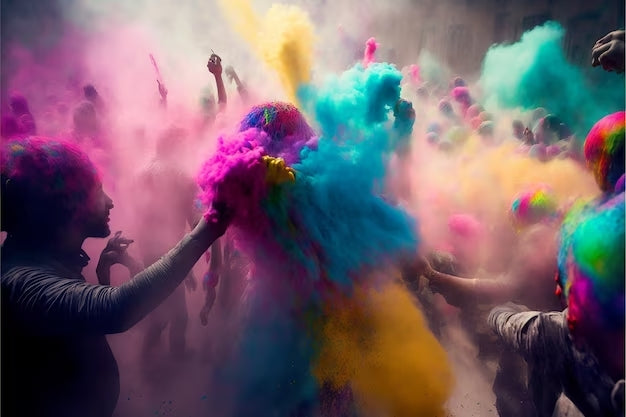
[96,259,112,271]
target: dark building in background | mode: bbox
[374,0,624,75]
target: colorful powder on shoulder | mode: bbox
[510,185,558,228]
[363,37,378,67]
[583,111,625,193]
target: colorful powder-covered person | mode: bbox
[489,192,625,417]
[0,137,231,417]
[424,189,562,313]
[421,189,565,417]
[10,94,37,136]
[133,127,202,364]
[584,111,625,196]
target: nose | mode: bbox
[104,191,114,209]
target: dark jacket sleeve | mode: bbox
[3,234,209,335]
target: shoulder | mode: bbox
[2,264,82,300]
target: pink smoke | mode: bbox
[408,64,420,84]
[363,37,378,68]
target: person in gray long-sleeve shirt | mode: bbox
[489,304,623,417]
[0,137,230,417]
[489,193,625,417]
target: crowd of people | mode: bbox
[0,13,624,417]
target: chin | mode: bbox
[88,225,111,238]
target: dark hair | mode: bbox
[83,84,98,100]
[1,137,100,236]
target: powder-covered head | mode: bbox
[425,131,439,144]
[467,104,483,120]
[558,193,625,339]
[451,76,466,88]
[510,185,559,228]
[1,137,101,236]
[446,126,470,146]
[533,114,570,145]
[239,101,316,164]
[448,213,484,240]
[83,84,99,101]
[438,99,453,116]
[584,111,625,192]
[451,86,472,107]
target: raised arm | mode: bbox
[225,65,249,101]
[4,215,229,336]
[424,262,514,307]
[208,54,227,108]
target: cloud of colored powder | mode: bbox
[314,281,453,417]
[480,21,625,138]
[217,0,314,103]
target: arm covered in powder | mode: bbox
[4,218,228,335]
[488,302,568,359]
[426,268,514,307]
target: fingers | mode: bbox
[591,43,611,66]
[595,33,613,46]
[107,231,134,251]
